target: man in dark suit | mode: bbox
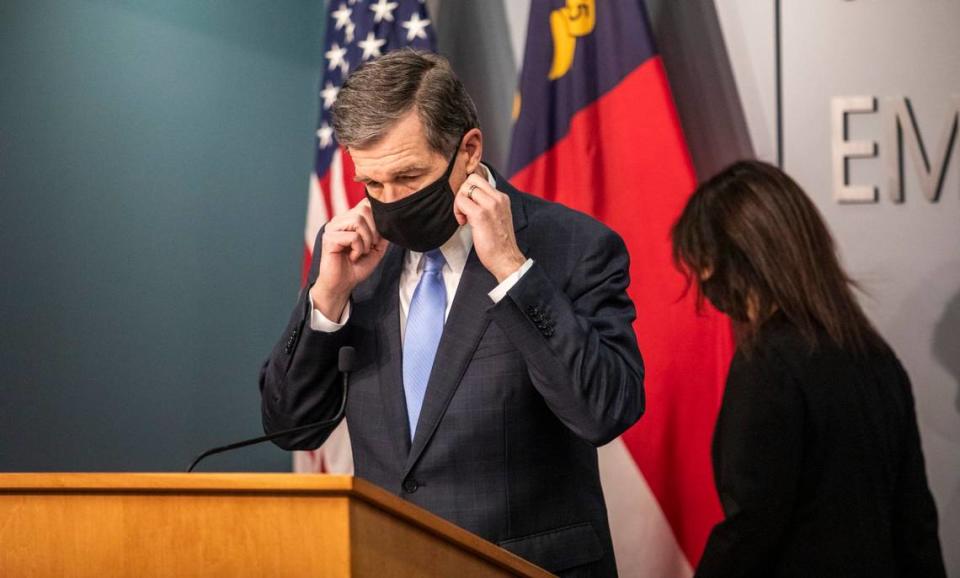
[260,49,644,577]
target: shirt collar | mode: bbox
[405,162,496,275]
[405,224,471,274]
[482,162,497,189]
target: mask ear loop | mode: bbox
[443,130,471,181]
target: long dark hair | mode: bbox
[671,160,881,354]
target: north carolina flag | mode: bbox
[508,1,734,575]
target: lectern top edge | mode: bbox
[0,473,555,577]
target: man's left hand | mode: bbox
[454,173,527,283]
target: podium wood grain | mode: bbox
[0,474,553,577]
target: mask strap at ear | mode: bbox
[443,130,471,177]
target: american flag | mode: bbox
[296,0,436,474]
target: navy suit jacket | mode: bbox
[260,168,644,576]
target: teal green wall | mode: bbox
[0,0,325,471]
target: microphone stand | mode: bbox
[186,346,354,473]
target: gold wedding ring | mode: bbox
[467,184,479,200]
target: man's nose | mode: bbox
[380,184,405,203]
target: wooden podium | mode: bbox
[0,473,553,577]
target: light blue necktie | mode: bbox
[403,249,447,441]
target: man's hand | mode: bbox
[454,173,526,283]
[310,199,388,320]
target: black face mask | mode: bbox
[366,143,461,253]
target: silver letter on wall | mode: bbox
[885,96,959,203]
[832,96,878,203]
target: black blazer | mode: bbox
[260,168,645,577]
[696,315,945,578]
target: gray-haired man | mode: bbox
[260,50,644,577]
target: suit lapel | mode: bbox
[367,244,412,460]
[404,249,497,476]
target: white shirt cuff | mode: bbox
[308,293,351,332]
[488,259,534,304]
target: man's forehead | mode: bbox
[352,110,425,153]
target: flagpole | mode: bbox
[775,0,784,169]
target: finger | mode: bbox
[323,231,354,255]
[459,174,501,210]
[454,206,468,226]
[323,231,366,257]
[455,187,481,217]
[355,200,381,244]
[331,198,375,231]
[370,237,390,255]
[453,200,468,226]
[350,241,364,262]
[467,184,497,210]
[345,229,366,261]
[345,215,374,254]
[327,207,359,232]
[464,173,498,196]
[454,190,483,225]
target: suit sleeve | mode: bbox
[891,362,947,577]
[486,225,644,445]
[258,227,348,450]
[695,353,803,578]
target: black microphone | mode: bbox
[186,346,356,473]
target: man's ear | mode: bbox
[461,128,483,174]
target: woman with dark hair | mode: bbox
[673,160,945,577]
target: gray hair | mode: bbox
[331,49,480,156]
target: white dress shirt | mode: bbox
[310,164,534,334]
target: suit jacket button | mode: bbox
[402,478,419,494]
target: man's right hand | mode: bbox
[309,199,388,321]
